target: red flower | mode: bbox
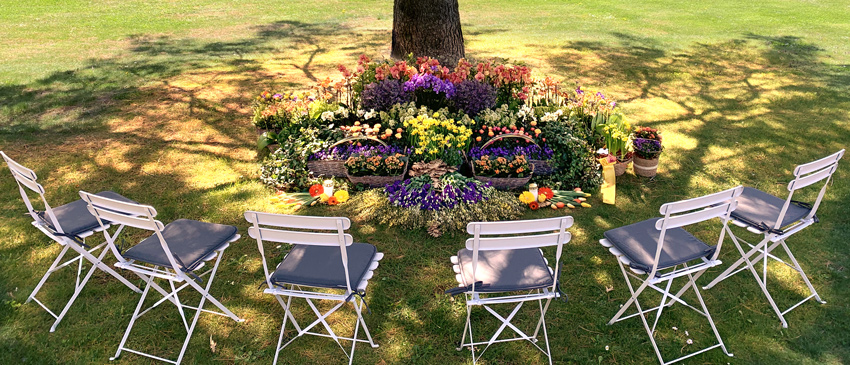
[308,184,323,197]
[327,196,339,206]
[539,187,555,200]
[529,201,540,210]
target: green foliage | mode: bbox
[259,128,327,190]
[538,118,602,189]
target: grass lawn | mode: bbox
[1,0,849,363]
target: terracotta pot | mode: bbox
[613,157,632,176]
[633,156,659,177]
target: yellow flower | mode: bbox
[519,191,536,204]
[333,190,349,203]
[319,193,330,203]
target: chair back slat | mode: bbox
[247,226,354,247]
[466,217,573,235]
[79,191,158,217]
[87,206,164,231]
[9,168,45,194]
[656,203,737,230]
[244,211,351,231]
[787,164,837,191]
[793,149,844,177]
[465,232,570,251]
[1,151,38,181]
[659,187,741,215]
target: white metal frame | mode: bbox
[600,186,742,365]
[245,211,383,365]
[704,149,844,328]
[1,151,142,332]
[80,191,244,364]
[451,217,573,365]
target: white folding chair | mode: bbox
[1,151,142,332]
[79,191,244,364]
[704,149,844,328]
[245,211,383,365]
[600,186,742,365]
[448,216,572,365]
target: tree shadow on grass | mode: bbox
[534,32,850,363]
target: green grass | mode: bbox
[1,0,849,363]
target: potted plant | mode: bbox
[344,152,409,187]
[632,126,663,177]
[597,114,632,176]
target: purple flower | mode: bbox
[451,80,497,116]
[309,144,410,161]
[360,79,412,112]
[272,93,282,99]
[468,145,553,160]
[403,74,455,99]
[385,174,491,211]
[596,91,605,99]
[576,87,584,95]
[633,138,663,159]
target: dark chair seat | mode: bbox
[39,191,136,236]
[604,218,715,273]
[270,243,377,290]
[456,248,554,293]
[730,187,811,231]
[122,219,237,271]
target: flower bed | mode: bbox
[255,54,640,231]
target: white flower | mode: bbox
[685,330,689,336]
[555,109,563,117]
[672,326,678,331]
[605,345,609,351]
[686,339,693,345]
[597,148,609,155]
[357,109,366,117]
[364,109,377,120]
[321,111,335,121]
[335,106,349,118]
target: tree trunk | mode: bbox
[391,0,465,66]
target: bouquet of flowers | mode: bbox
[344,153,408,177]
[471,154,531,178]
[385,173,491,211]
[405,114,472,166]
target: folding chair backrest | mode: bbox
[465,217,573,295]
[244,211,355,291]
[78,191,175,268]
[1,151,66,234]
[653,186,743,276]
[781,149,844,227]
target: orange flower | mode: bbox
[308,184,323,197]
[539,187,554,200]
[529,201,539,210]
[327,196,339,205]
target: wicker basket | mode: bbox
[307,160,346,177]
[479,134,555,176]
[472,163,535,190]
[614,156,632,176]
[633,156,659,177]
[530,159,556,176]
[346,160,408,188]
[307,136,388,178]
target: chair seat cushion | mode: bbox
[39,191,136,236]
[270,243,377,290]
[730,187,811,231]
[456,248,554,293]
[122,219,237,270]
[603,218,715,273]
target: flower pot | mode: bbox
[633,156,659,177]
[614,157,632,176]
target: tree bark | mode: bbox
[391,0,465,66]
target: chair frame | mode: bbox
[80,191,244,364]
[245,211,382,365]
[704,149,844,328]
[453,216,572,365]
[1,151,142,332]
[600,186,742,365]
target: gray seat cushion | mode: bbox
[122,219,237,270]
[39,191,136,236]
[270,243,377,290]
[603,218,715,273]
[730,187,811,231]
[456,248,554,293]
